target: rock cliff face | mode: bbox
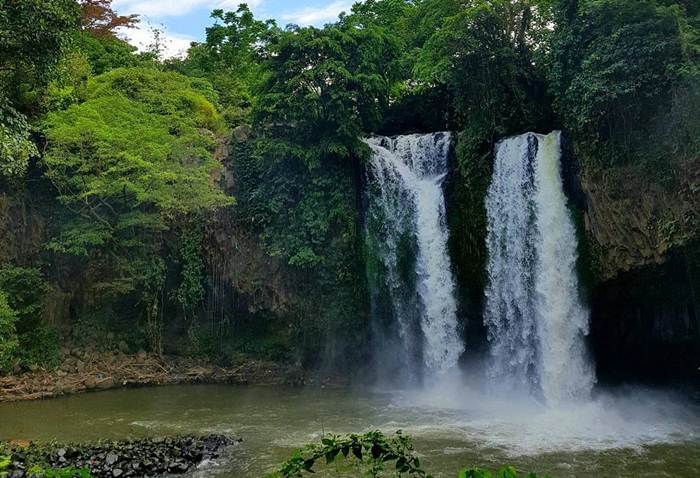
[204,211,294,318]
[590,249,699,383]
[202,135,297,347]
[571,148,700,383]
[581,162,699,281]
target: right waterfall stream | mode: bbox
[484,131,595,404]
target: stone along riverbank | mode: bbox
[0,435,238,477]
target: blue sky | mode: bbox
[112,1,358,57]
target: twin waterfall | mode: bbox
[365,131,594,403]
[365,133,463,381]
[484,131,594,403]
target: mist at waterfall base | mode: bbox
[362,131,700,460]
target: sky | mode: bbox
[112,1,358,58]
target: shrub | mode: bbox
[0,290,18,373]
[272,431,429,478]
[272,432,551,478]
[460,466,550,478]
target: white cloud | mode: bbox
[280,1,352,26]
[118,24,196,59]
[112,0,267,59]
[112,0,263,18]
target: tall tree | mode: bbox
[177,5,278,125]
[548,0,696,162]
[43,68,232,295]
[414,0,552,140]
[0,0,80,177]
[80,0,139,38]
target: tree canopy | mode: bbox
[43,68,231,292]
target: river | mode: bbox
[1,383,698,477]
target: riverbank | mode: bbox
[0,434,238,477]
[0,350,304,402]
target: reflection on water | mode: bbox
[0,384,698,478]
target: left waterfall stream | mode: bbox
[363,133,464,384]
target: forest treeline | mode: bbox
[0,0,698,374]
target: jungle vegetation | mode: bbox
[0,0,698,373]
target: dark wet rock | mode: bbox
[0,434,239,478]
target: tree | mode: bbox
[77,32,151,75]
[178,5,278,125]
[42,68,233,349]
[256,22,401,162]
[43,67,231,271]
[414,0,552,137]
[0,99,38,178]
[80,0,138,38]
[0,0,79,177]
[0,0,80,108]
[228,20,402,365]
[246,21,401,270]
[0,290,18,374]
[548,0,696,163]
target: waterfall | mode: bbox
[484,131,595,404]
[365,133,463,381]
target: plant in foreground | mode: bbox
[459,465,550,478]
[272,431,550,478]
[273,430,429,477]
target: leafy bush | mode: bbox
[272,431,550,478]
[0,266,47,330]
[0,453,91,478]
[27,465,91,478]
[0,100,38,178]
[459,466,549,478]
[271,431,430,478]
[0,267,55,371]
[0,290,18,374]
[17,327,61,370]
[0,267,62,370]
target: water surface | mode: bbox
[0,384,698,478]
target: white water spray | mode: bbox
[365,133,463,377]
[484,131,595,403]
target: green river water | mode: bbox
[0,384,699,477]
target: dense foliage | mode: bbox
[0,0,79,178]
[0,290,18,373]
[42,67,231,352]
[0,0,697,372]
[549,0,700,166]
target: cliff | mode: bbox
[574,146,700,383]
[581,160,700,281]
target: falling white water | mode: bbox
[365,133,463,377]
[484,131,595,404]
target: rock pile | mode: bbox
[1,435,238,478]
